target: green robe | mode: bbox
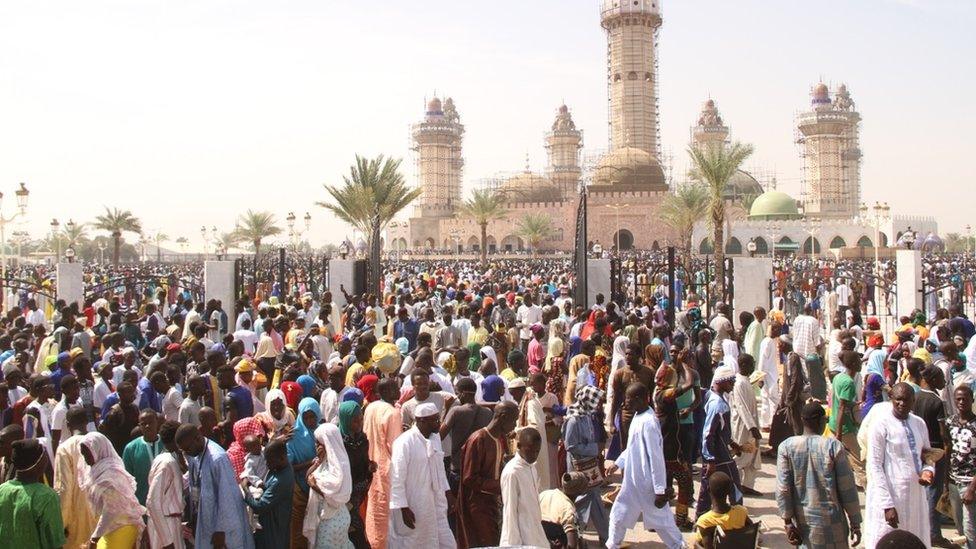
[245,465,295,549]
[0,479,66,549]
[123,436,163,505]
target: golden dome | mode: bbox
[426,97,442,113]
[499,172,563,203]
[591,147,668,191]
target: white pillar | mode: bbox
[732,257,774,325]
[328,259,367,298]
[587,259,612,308]
[896,249,922,317]
[204,261,236,313]
[56,262,83,309]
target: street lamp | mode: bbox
[97,241,107,263]
[50,218,61,262]
[860,201,890,275]
[449,229,462,254]
[338,241,350,260]
[65,247,76,263]
[746,239,757,258]
[764,220,781,258]
[968,224,975,261]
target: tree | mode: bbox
[317,155,421,295]
[217,232,241,254]
[93,207,142,264]
[515,212,555,253]
[659,183,709,258]
[687,141,754,297]
[459,188,507,265]
[234,210,281,260]
[62,222,88,249]
[151,231,169,262]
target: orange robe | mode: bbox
[363,400,402,549]
[457,427,505,549]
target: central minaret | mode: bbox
[601,0,662,157]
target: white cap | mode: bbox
[415,402,439,419]
[508,378,526,389]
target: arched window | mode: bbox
[829,236,846,249]
[651,240,661,251]
[857,236,873,248]
[699,238,714,254]
[725,237,743,255]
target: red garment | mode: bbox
[11,395,33,427]
[280,381,303,411]
[226,417,265,477]
[357,374,379,403]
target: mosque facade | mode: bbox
[385,0,937,256]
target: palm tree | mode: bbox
[515,212,555,253]
[317,155,422,294]
[217,231,241,254]
[93,207,142,264]
[459,188,507,265]
[687,142,754,297]
[151,231,169,262]
[234,210,282,260]
[659,183,709,258]
[62,222,88,249]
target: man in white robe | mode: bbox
[758,331,780,429]
[388,402,455,549]
[146,422,185,549]
[606,382,685,549]
[864,383,934,549]
[500,427,549,547]
[731,354,763,494]
[516,375,551,491]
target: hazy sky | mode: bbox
[1,0,973,251]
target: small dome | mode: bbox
[748,190,802,220]
[705,99,715,108]
[919,233,945,252]
[813,83,829,96]
[724,170,764,201]
[499,172,562,203]
[558,104,569,114]
[591,147,668,191]
[426,97,442,113]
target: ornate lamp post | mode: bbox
[50,218,61,262]
[0,183,29,279]
[449,228,462,255]
[860,201,890,275]
[97,241,107,264]
[763,220,781,258]
[803,216,821,260]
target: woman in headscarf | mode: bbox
[644,342,665,371]
[467,342,482,372]
[286,397,322,549]
[306,360,330,397]
[356,374,379,404]
[341,388,365,406]
[563,385,610,543]
[303,423,353,548]
[721,339,740,374]
[279,381,303,412]
[544,337,566,399]
[227,417,267,477]
[77,431,146,548]
[862,345,888,418]
[256,389,296,437]
[481,375,506,403]
[338,401,372,549]
[296,375,319,400]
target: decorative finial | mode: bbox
[524,152,531,172]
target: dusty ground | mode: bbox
[581,452,965,548]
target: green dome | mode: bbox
[748,190,801,221]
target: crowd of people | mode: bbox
[0,253,974,548]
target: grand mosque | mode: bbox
[384,0,937,256]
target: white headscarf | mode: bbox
[302,423,352,546]
[76,432,146,536]
[722,339,740,373]
[264,389,290,431]
[480,346,498,370]
[611,335,630,371]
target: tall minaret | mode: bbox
[690,98,729,153]
[796,83,861,219]
[545,104,582,200]
[601,0,662,156]
[411,96,464,218]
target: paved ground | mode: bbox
[581,452,965,548]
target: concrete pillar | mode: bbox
[328,259,367,299]
[587,259,612,308]
[56,262,83,308]
[732,257,773,325]
[204,261,236,314]
[896,249,922,317]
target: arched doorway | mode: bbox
[725,237,742,255]
[699,238,714,254]
[486,235,497,253]
[857,235,873,248]
[829,236,846,249]
[467,236,480,252]
[651,240,661,251]
[802,237,821,254]
[501,235,524,252]
[614,229,634,251]
[751,237,768,255]
[424,238,435,249]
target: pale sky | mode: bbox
[1,0,973,251]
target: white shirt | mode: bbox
[388,427,453,547]
[836,284,852,307]
[26,309,46,328]
[516,304,543,340]
[162,386,183,422]
[233,329,259,355]
[93,380,113,410]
